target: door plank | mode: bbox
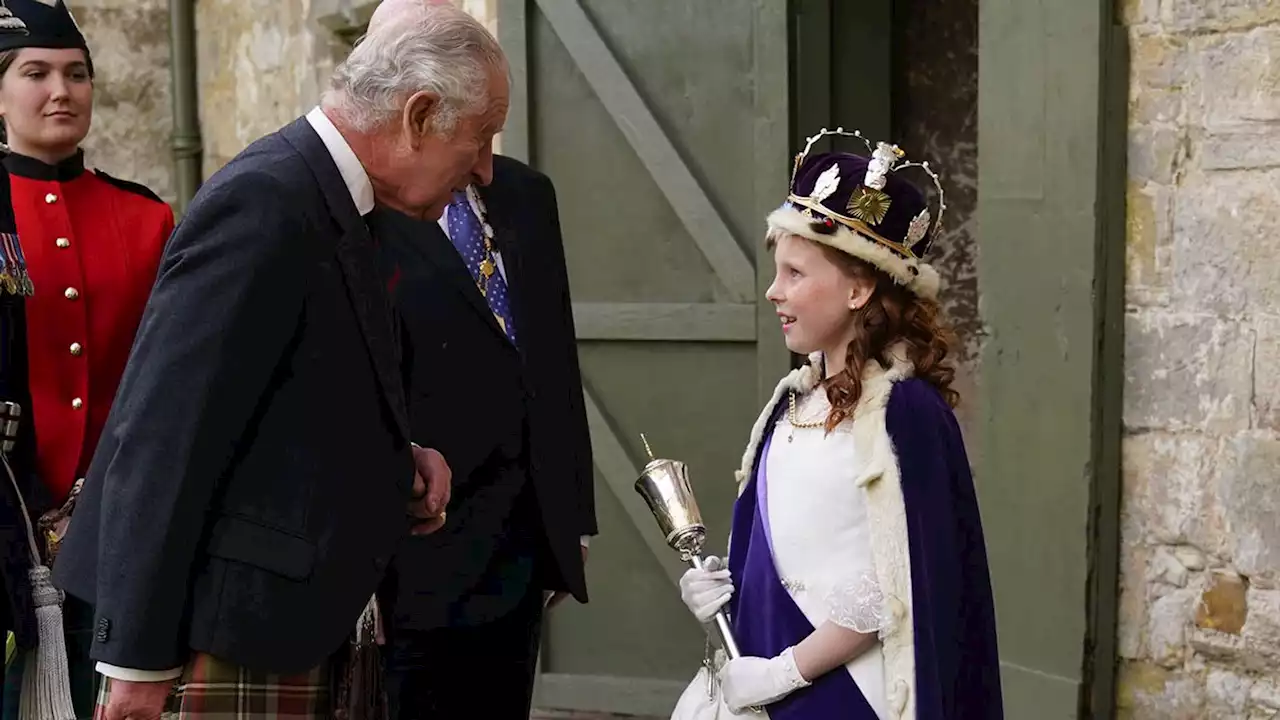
[534,0,755,301]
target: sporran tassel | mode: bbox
[2,451,75,720]
[18,566,75,720]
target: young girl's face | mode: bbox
[765,233,874,360]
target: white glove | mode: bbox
[679,556,733,623]
[718,646,812,712]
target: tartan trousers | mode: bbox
[93,653,331,720]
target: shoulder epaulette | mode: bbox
[91,169,167,206]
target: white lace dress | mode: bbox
[765,387,889,719]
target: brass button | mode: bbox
[69,342,82,356]
[56,238,70,249]
[71,397,83,410]
[64,287,79,300]
[44,193,57,204]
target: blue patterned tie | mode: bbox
[446,191,518,346]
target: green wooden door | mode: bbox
[497,0,790,714]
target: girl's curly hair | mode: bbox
[818,245,959,431]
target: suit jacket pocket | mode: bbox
[204,514,316,581]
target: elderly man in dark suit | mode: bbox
[371,152,596,718]
[49,4,508,719]
[363,4,594,717]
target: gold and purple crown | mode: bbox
[767,127,948,299]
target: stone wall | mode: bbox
[195,0,349,178]
[75,0,176,203]
[1119,1,1280,717]
[77,0,498,196]
[196,0,497,179]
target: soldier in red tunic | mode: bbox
[0,1,173,717]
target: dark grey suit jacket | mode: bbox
[52,117,416,675]
[375,156,595,630]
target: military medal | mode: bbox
[0,233,31,297]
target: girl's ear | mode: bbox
[849,275,877,310]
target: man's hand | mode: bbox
[101,678,172,720]
[545,545,589,609]
[408,444,451,535]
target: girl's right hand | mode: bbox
[679,556,733,623]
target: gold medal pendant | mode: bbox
[480,258,496,278]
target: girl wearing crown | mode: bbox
[672,133,1002,719]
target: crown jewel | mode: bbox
[788,127,948,259]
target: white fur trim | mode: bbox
[733,349,918,716]
[767,205,940,300]
[851,392,916,719]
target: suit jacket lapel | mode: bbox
[280,118,410,440]
[373,208,512,347]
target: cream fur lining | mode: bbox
[733,350,918,719]
[767,205,941,300]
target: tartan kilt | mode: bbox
[93,653,331,720]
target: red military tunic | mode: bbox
[3,150,173,503]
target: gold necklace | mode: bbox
[786,390,826,442]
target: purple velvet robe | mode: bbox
[727,378,1003,719]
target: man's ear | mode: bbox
[402,91,442,147]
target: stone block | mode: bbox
[1191,625,1280,672]
[1123,314,1254,432]
[1189,27,1280,129]
[1242,588,1280,661]
[1172,169,1280,315]
[1219,434,1280,577]
[1126,182,1173,302]
[1200,129,1280,171]
[1129,126,1185,185]
[1176,546,1208,571]
[1130,85,1184,126]
[1206,667,1254,717]
[1119,539,1151,659]
[1196,571,1249,634]
[1256,315,1280,431]
[1130,33,1190,90]
[1122,432,1227,551]
[1150,587,1197,667]
[1151,546,1190,588]
[1120,0,1160,27]
[1116,661,1207,720]
[1251,676,1280,713]
[1163,0,1280,33]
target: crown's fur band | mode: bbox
[768,205,941,300]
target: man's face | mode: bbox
[382,66,509,220]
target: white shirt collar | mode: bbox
[305,106,374,216]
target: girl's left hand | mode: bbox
[718,646,811,712]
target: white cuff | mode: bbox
[96,662,183,682]
[580,535,591,548]
[777,646,812,691]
